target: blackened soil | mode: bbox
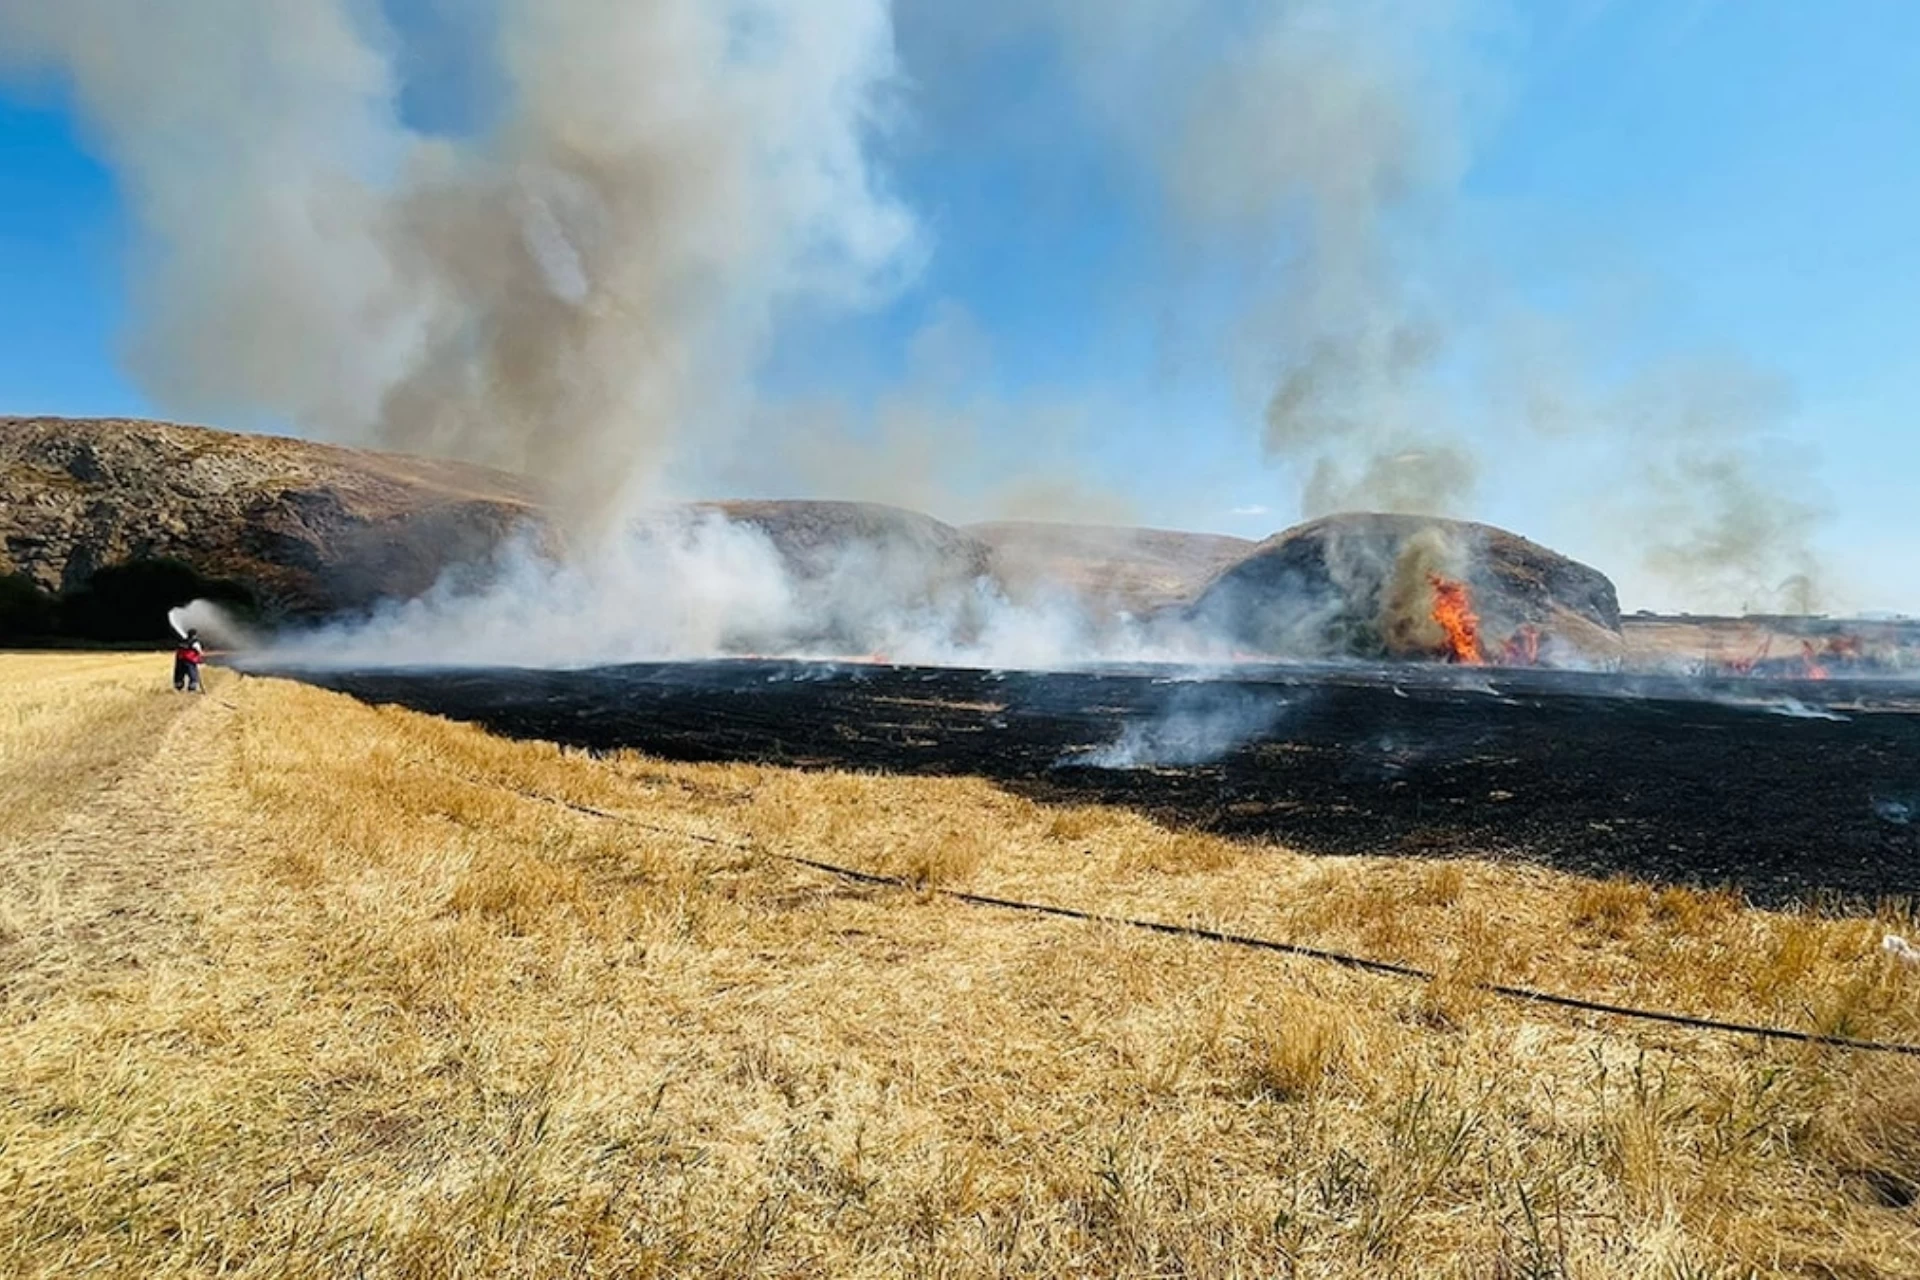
[271,660,1920,909]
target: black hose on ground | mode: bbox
[497,775,1920,1057]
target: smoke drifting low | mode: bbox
[1062,684,1295,770]
[270,509,1206,671]
[0,0,1845,637]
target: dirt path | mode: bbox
[0,658,232,1007]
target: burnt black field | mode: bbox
[266,659,1920,909]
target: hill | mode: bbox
[1190,513,1625,664]
[0,416,539,631]
[4,418,1637,666]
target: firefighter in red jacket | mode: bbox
[173,628,205,693]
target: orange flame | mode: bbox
[1428,573,1484,665]
[1500,624,1542,667]
[1728,634,1772,676]
[1800,640,1828,681]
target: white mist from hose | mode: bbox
[167,599,255,650]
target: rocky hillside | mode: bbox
[1188,513,1624,664]
[2,419,1631,666]
[1,417,540,622]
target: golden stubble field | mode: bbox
[4,651,1920,1278]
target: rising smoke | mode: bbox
[268,508,1206,670]
[962,0,1832,606]
[0,0,918,521]
[0,0,1840,651]
[1377,526,1465,658]
[982,0,1485,520]
[1062,682,1296,770]
[1617,360,1830,614]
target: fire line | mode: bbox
[1428,572,1484,665]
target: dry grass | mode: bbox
[0,651,190,840]
[4,652,1920,1277]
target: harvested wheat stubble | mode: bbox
[280,657,1920,909]
[7,652,1920,1278]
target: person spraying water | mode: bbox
[166,599,257,693]
[172,626,205,692]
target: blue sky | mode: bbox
[0,94,138,415]
[1480,1,1920,607]
[4,2,1920,609]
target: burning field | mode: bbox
[15,1,1920,1270]
[256,511,1920,912]
[270,656,1920,912]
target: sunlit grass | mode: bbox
[2,651,1918,1277]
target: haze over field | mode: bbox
[3,2,1915,631]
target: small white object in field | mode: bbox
[1882,934,1920,967]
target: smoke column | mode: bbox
[935,0,1484,520]
[0,0,918,521]
[0,0,1840,632]
[897,0,1833,610]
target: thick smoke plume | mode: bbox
[0,0,917,519]
[0,0,1843,649]
[1378,527,1464,658]
[268,510,1208,671]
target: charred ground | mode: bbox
[276,660,1920,910]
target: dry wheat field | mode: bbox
[5,651,1920,1277]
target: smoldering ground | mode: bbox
[1060,682,1299,769]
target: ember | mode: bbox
[1727,636,1772,676]
[1500,624,1542,667]
[1428,573,1484,665]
